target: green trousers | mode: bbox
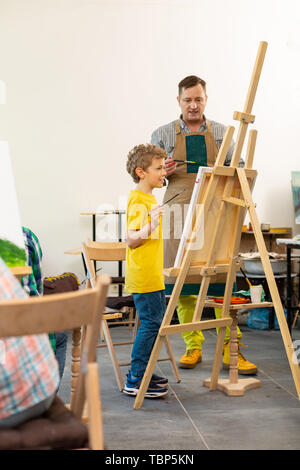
[177,295,242,351]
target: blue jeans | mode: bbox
[0,393,55,429]
[55,331,68,379]
[128,290,166,383]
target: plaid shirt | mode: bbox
[0,257,59,420]
[21,227,55,351]
[151,115,244,167]
[21,227,43,297]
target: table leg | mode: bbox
[92,214,97,271]
[92,214,96,241]
[81,253,87,275]
[118,212,123,296]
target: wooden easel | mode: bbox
[133,41,300,410]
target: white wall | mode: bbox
[0,0,299,281]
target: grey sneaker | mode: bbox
[123,380,168,398]
[150,373,168,388]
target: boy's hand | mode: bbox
[149,204,164,231]
[165,156,177,177]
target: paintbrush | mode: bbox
[173,159,196,164]
[147,189,186,217]
[239,265,252,288]
[162,189,186,206]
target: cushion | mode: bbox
[106,295,135,310]
[106,294,170,311]
[43,273,79,295]
[0,396,88,450]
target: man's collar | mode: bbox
[179,114,207,132]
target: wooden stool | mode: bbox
[203,301,272,396]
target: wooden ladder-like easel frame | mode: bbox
[133,41,300,410]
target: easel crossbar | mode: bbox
[222,196,248,208]
[160,318,232,336]
[212,167,257,179]
[163,263,239,278]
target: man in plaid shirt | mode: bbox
[0,257,59,427]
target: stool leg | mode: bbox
[204,309,261,396]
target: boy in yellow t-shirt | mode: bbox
[123,144,169,398]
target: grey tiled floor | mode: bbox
[57,322,300,450]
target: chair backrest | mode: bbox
[0,274,110,449]
[0,274,110,338]
[87,238,126,261]
[82,240,126,289]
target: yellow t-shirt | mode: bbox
[125,190,164,294]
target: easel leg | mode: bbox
[238,167,300,399]
[204,326,226,391]
[164,335,181,383]
[133,335,165,410]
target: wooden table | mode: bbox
[203,299,273,396]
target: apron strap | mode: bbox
[206,120,213,134]
[177,118,213,135]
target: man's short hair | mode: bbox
[178,75,207,95]
[126,144,167,184]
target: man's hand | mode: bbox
[165,156,177,177]
[149,204,165,231]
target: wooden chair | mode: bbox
[0,274,110,450]
[82,240,181,392]
[87,238,135,329]
[82,240,136,391]
[292,305,300,328]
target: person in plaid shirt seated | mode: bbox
[0,257,60,428]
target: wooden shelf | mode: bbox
[240,227,292,254]
[204,300,273,310]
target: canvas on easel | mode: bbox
[133,41,300,410]
[174,166,212,268]
[0,141,26,268]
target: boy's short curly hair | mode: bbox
[126,144,167,183]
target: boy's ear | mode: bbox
[135,167,144,179]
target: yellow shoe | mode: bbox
[222,341,257,375]
[179,349,202,369]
